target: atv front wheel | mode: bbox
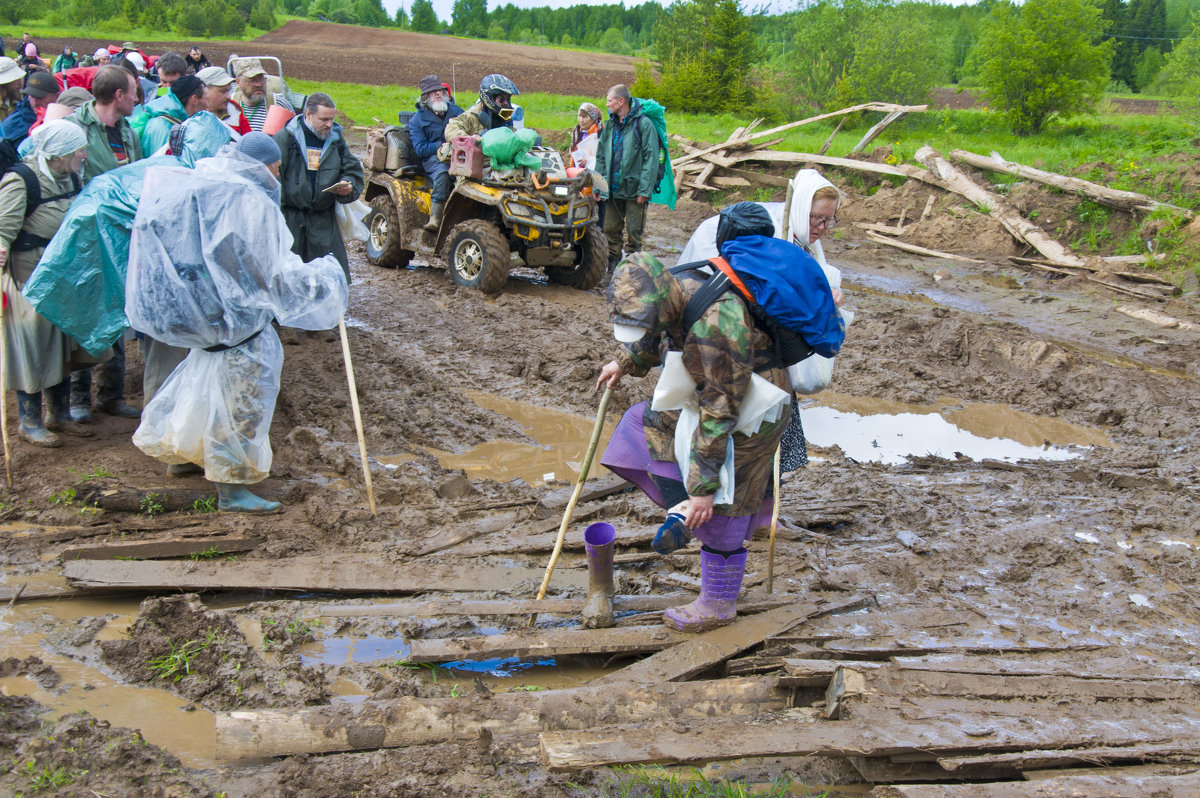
[365,195,413,268]
[445,220,510,295]
[545,224,608,290]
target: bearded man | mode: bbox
[407,74,462,232]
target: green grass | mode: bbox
[11,16,295,43]
[578,765,803,797]
[147,631,220,682]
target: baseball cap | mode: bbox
[233,58,266,79]
[125,52,146,74]
[196,66,233,87]
[56,87,93,108]
[22,72,61,99]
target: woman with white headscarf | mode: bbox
[0,120,107,447]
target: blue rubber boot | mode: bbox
[17,391,60,448]
[652,512,692,555]
[664,548,747,633]
[217,483,282,514]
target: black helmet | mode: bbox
[716,202,775,251]
[479,73,519,120]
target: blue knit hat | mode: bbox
[237,131,281,165]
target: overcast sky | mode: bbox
[381,0,797,27]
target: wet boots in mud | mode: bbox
[423,201,444,232]
[581,522,616,628]
[17,391,59,447]
[217,484,282,514]
[664,547,747,633]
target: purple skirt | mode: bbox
[601,401,775,551]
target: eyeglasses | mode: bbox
[810,214,839,230]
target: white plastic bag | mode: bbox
[335,198,371,242]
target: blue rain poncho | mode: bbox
[127,151,348,483]
[22,112,231,357]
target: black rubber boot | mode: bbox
[69,369,92,423]
[423,201,444,232]
[44,380,95,438]
[17,391,59,448]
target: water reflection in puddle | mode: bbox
[800,391,1111,464]
[297,634,411,667]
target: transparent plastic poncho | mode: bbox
[127,153,348,483]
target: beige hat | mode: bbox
[0,56,23,86]
[233,58,266,79]
[42,103,74,124]
[196,66,234,87]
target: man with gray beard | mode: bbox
[407,74,462,232]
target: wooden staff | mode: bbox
[0,292,10,488]
[337,316,375,515]
[768,175,796,592]
[529,386,612,627]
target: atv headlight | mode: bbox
[506,202,534,218]
[573,205,592,220]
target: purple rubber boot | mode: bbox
[663,548,747,633]
[581,522,616,629]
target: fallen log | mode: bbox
[864,231,983,264]
[59,535,261,562]
[869,770,1200,797]
[62,555,587,594]
[915,146,1085,267]
[540,702,1200,770]
[72,483,215,514]
[950,149,1193,218]
[215,674,789,759]
[592,595,872,686]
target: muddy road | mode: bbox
[2,181,1199,795]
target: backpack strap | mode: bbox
[9,165,82,252]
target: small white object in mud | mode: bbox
[934,269,952,282]
[1129,594,1153,608]
[1074,532,1101,544]
[1158,540,1193,549]
[1118,541,1133,550]
[542,472,555,483]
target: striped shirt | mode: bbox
[244,100,268,132]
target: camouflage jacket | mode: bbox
[609,252,791,516]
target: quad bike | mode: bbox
[360,123,606,295]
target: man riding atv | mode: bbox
[442,73,519,144]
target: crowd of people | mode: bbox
[0,40,362,514]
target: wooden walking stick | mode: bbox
[529,385,612,627]
[337,315,375,515]
[0,292,10,488]
[767,175,796,593]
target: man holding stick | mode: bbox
[125,132,348,513]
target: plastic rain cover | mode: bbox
[23,112,232,357]
[127,153,348,483]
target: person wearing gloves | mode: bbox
[0,121,107,447]
[126,132,348,513]
[408,74,462,232]
[596,203,843,632]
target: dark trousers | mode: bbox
[70,338,126,408]
[603,197,646,261]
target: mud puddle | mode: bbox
[800,390,1111,464]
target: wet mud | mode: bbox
[2,170,1200,796]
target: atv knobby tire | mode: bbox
[445,219,510,295]
[545,223,607,290]
[365,195,413,268]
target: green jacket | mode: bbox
[71,101,144,185]
[594,99,657,201]
[274,115,364,279]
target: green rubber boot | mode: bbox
[216,483,282,514]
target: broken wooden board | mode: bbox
[59,535,261,562]
[891,653,1200,682]
[939,743,1200,773]
[534,474,631,518]
[591,595,871,686]
[850,109,907,154]
[540,702,1200,770]
[318,593,697,618]
[869,769,1200,797]
[408,625,689,663]
[62,555,587,594]
[215,674,789,759]
[851,756,1016,784]
[441,508,607,556]
[1115,305,1197,331]
[402,511,522,556]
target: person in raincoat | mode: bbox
[126,132,348,513]
[596,203,843,632]
[0,121,107,447]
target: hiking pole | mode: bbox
[767,446,781,593]
[529,385,612,627]
[781,179,795,243]
[337,315,375,516]
[0,294,10,488]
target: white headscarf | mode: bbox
[787,168,840,267]
[26,120,88,181]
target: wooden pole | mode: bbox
[0,295,10,488]
[529,386,611,626]
[337,316,375,515]
[768,448,781,594]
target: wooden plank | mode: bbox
[940,744,1200,772]
[216,675,789,759]
[59,535,261,562]
[870,770,1200,797]
[591,595,871,686]
[318,593,696,618]
[540,704,1200,771]
[892,654,1200,682]
[950,149,1193,218]
[711,176,753,188]
[1115,305,1197,330]
[850,109,906,155]
[916,146,1085,267]
[535,474,631,516]
[1021,763,1200,781]
[62,555,587,594]
[404,511,522,556]
[864,231,983,264]
[408,625,691,663]
[851,756,1016,784]
[724,167,792,188]
[856,221,908,236]
[816,117,845,156]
